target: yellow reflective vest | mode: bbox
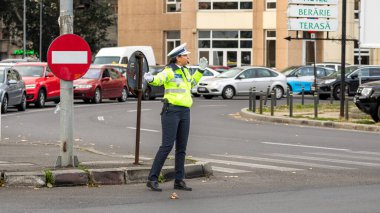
[149,64,203,107]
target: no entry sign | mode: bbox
[47,34,92,81]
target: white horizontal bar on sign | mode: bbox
[288,0,338,5]
[52,51,88,64]
[288,18,338,32]
[288,5,338,18]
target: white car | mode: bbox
[197,66,287,99]
[188,66,220,97]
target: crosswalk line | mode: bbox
[211,154,355,170]
[193,157,303,172]
[211,166,251,174]
[0,163,34,166]
[309,152,380,161]
[266,153,380,167]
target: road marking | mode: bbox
[193,157,303,172]
[309,152,380,161]
[127,127,159,133]
[52,51,88,64]
[211,154,354,170]
[0,162,34,166]
[211,166,251,174]
[199,105,227,107]
[127,109,152,113]
[97,116,104,121]
[266,153,380,167]
[262,142,350,151]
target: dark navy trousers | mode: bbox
[148,105,190,181]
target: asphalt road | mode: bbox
[1,96,380,212]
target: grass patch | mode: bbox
[44,170,54,187]
[158,172,165,183]
[352,120,376,125]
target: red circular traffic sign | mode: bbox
[47,34,92,81]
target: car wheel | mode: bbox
[273,86,284,100]
[222,86,234,99]
[371,104,380,122]
[319,94,329,100]
[142,87,151,100]
[35,89,46,108]
[83,99,91,103]
[192,93,200,97]
[54,99,60,104]
[118,87,128,102]
[92,88,101,104]
[17,93,27,111]
[203,95,214,99]
[1,95,8,113]
[333,85,341,100]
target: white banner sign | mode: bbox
[360,0,380,48]
[288,0,338,5]
[288,5,338,18]
[288,18,338,31]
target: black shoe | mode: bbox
[146,180,162,192]
[174,180,192,191]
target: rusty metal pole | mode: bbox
[134,53,144,165]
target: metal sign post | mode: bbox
[311,33,317,96]
[340,0,347,118]
[47,1,91,167]
[126,51,149,165]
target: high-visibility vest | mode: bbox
[149,64,203,107]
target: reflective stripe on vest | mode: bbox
[165,89,187,94]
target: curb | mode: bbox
[240,108,380,133]
[0,162,212,188]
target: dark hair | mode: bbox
[168,57,177,64]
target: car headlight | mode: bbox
[321,79,336,85]
[361,87,373,97]
[75,84,92,89]
[26,84,36,89]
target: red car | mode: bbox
[73,64,128,103]
[13,62,60,107]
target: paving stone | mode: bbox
[4,171,45,187]
[88,168,125,185]
[52,169,88,186]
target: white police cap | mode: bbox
[167,43,191,57]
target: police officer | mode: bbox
[144,43,208,192]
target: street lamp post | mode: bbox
[39,0,42,61]
[23,0,26,59]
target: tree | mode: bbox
[0,0,114,61]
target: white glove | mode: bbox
[199,57,208,71]
[144,72,154,83]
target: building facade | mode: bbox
[118,0,379,70]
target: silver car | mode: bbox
[0,67,27,113]
[197,66,287,99]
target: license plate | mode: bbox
[198,87,206,92]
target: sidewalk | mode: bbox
[239,108,380,133]
[0,140,212,188]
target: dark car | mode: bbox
[0,67,27,113]
[354,80,380,122]
[141,65,165,100]
[316,66,380,100]
[73,65,128,103]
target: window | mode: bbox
[198,1,252,10]
[265,30,276,68]
[109,69,120,79]
[370,68,380,77]
[165,31,181,63]
[354,40,370,65]
[198,30,252,67]
[166,0,181,13]
[354,0,359,20]
[256,69,272,78]
[266,0,276,10]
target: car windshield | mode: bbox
[328,66,359,77]
[82,68,101,79]
[216,68,242,78]
[14,66,44,77]
[93,57,120,65]
[282,66,298,76]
